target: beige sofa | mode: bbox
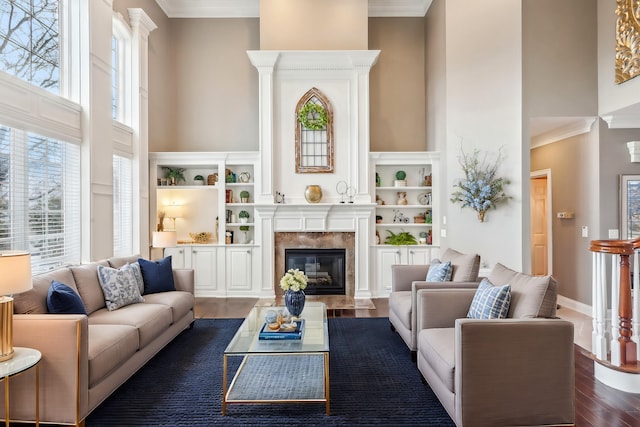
[2,255,195,426]
[388,248,481,356]
[415,263,575,426]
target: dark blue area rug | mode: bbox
[87,317,454,426]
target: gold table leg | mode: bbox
[324,352,330,415]
[222,355,228,416]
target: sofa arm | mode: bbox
[411,282,479,332]
[391,264,429,292]
[173,268,194,294]
[3,314,89,425]
[416,288,477,330]
[455,318,575,426]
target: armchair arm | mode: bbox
[391,264,429,292]
[173,268,195,294]
[416,288,477,330]
[7,314,89,425]
[412,282,479,333]
[455,318,575,426]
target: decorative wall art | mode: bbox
[620,174,640,239]
[615,0,640,84]
[295,87,334,173]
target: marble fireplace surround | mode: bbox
[274,232,355,298]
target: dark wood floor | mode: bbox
[195,297,640,427]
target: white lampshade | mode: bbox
[152,231,178,248]
[164,205,182,219]
[0,251,32,295]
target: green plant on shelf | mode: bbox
[238,210,250,219]
[194,174,204,181]
[240,190,250,199]
[395,170,406,181]
[384,230,417,245]
[239,225,250,231]
[163,167,185,185]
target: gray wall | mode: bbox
[425,0,446,153]
[524,0,599,304]
[369,17,426,151]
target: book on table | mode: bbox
[258,319,305,340]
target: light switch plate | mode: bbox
[581,226,588,238]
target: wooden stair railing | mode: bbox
[590,239,639,367]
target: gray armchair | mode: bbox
[388,248,481,356]
[415,264,575,426]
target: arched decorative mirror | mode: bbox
[295,87,334,173]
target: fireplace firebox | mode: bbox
[284,248,346,295]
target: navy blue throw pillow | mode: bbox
[47,280,87,315]
[137,256,175,294]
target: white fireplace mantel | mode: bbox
[248,49,380,299]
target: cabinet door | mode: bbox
[407,246,431,265]
[226,247,252,292]
[164,247,188,269]
[375,246,403,295]
[191,247,219,296]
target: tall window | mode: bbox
[0,124,80,273]
[0,0,60,92]
[113,154,132,257]
[112,17,131,125]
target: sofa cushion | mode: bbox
[388,290,412,330]
[426,259,453,282]
[107,254,143,269]
[14,268,78,314]
[487,263,557,318]
[46,281,87,315]
[88,324,139,387]
[97,265,145,311]
[441,248,481,282]
[418,328,455,393]
[89,303,173,348]
[138,256,176,294]
[142,291,195,324]
[467,278,511,319]
[70,261,110,315]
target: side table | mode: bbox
[0,347,41,427]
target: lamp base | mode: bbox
[0,296,14,362]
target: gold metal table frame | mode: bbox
[1,347,41,427]
[222,302,330,415]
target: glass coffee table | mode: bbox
[222,302,329,415]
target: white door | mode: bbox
[164,246,188,269]
[530,176,549,275]
[191,246,219,296]
[375,246,404,296]
[226,247,253,292]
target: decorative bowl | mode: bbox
[189,232,212,243]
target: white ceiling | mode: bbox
[154,0,434,18]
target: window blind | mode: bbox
[0,124,80,273]
[113,154,132,257]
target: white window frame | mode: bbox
[112,14,132,126]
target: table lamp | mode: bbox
[0,251,32,361]
[152,231,178,257]
[163,204,182,230]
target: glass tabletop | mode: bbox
[224,302,329,354]
[0,347,41,377]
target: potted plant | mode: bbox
[238,210,250,223]
[384,230,417,245]
[193,174,205,185]
[394,170,407,187]
[239,225,250,244]
[240,190,250,203]
[163,167,185,185]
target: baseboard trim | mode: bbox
[557,295,592,317]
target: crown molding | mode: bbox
[155,0,432,18]
[530,117,596,149]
